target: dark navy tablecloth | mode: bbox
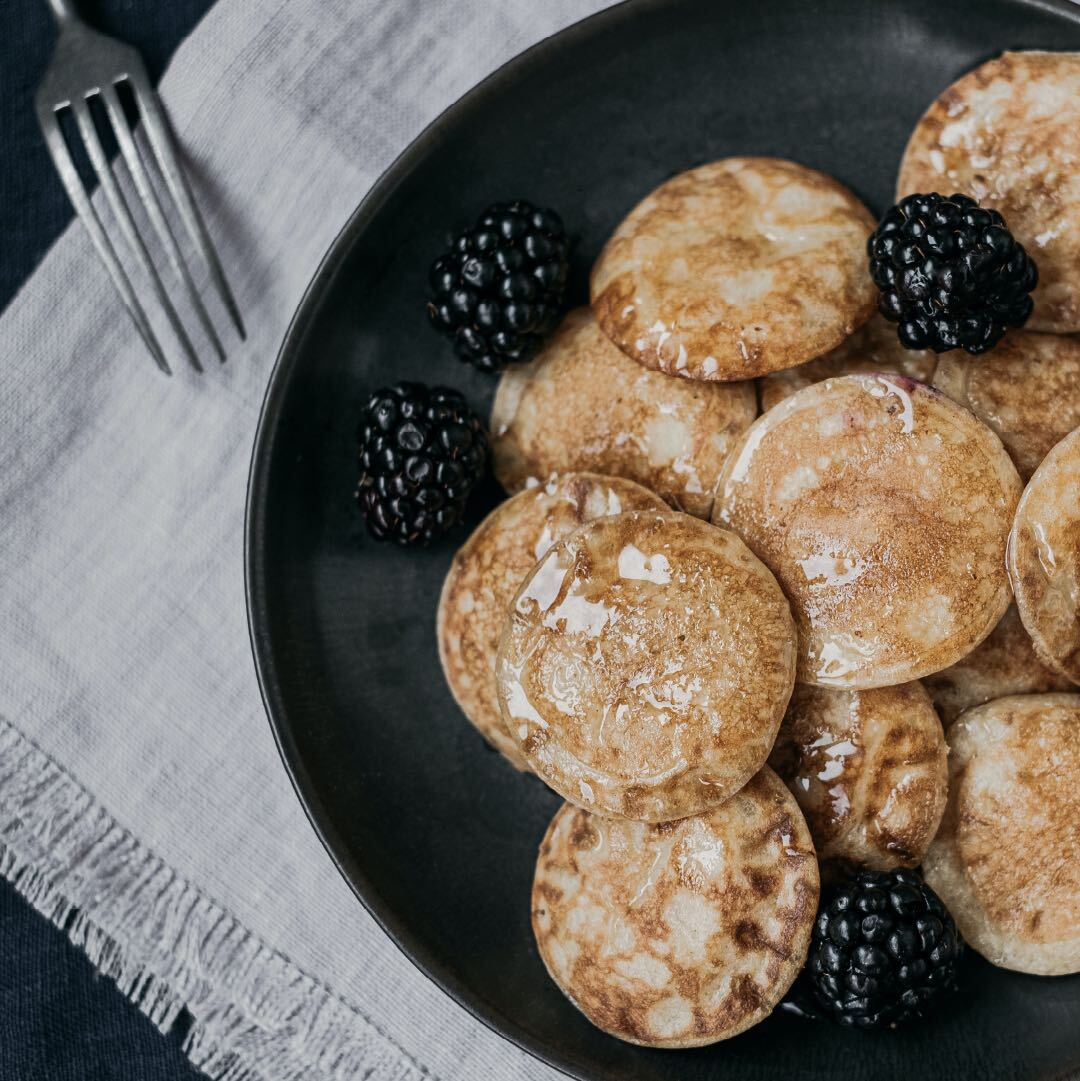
[1,5,213,1076]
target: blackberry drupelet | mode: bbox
[428,200,570,373]
[803,868,962,1028]
[869,192,1037,354]
[356,382,488,546]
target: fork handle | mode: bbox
[45,0,80,23]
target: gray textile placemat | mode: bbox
[0,2,611,1078]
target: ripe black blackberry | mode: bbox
[802,868,962,1028]
[869,192,1037,354]
[356,383,487,546]
[428,200,570,373]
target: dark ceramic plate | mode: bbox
[245,1,1080,1077]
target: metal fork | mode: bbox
[35,0,245,374]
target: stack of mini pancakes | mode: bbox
[437,50,1080,1047]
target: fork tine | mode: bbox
[126,62,246,340]
[101,82,226,364]
[36,101,172,375]
[70,94,203,373]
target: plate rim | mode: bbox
[244,1,1080,1077]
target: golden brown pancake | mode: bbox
[438,474,667,770]
[759,315,937,413]
[532,770,819,1047]
[924,693,1080,975]
[768,682,947,870]
[1007,427,1080,685]
[496,511,796,821]
[490,308,757,517]
[922,604,1073,726]
[897,51,1080,333]
[713,374,1023,688]
[933,330,1080,480]
[591,158,876,381]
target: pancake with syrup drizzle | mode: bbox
[768,681,947,869]
[897,52,1080,333]
[759,314,936,413]
[496,511,796,821]
[490,308,756,518]
[1007,426,1080,685]
[590,158,876,381]
[924,693,1080,975]
[437,473,666,770]
[713,374,1022,689]
[532,769,819,1046]
[922,604,1073,726]
[933,330,1080,481]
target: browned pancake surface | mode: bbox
[759,315,936,413]
[923,604,1073,726]
[769,682,947,869]
[591,158,875,381]
[713,374,1022,688]
[934,330,1080,480]
[438,474,666,769]
[497,511,796,820]
[1007,427,1080,684]
[532,770,819,1046]
[898,52,1080,332]
[491,308,756,517]
[924,693,1080,975]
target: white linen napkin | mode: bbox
[0,2,612,1078]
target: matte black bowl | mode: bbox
[246,2,1080,1077]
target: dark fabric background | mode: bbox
[2,3,215,1077]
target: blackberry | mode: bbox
[427,200,570,373]
[356,382,487,546]
[802,868,962,1028]
[869,192,1037,354]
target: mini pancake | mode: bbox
[923,604,1073,726]
[590,157,876,381]
[768,682,947,870]
[1007,427,1080,684]
[924,693,1080,975]
[497,511,796,821]
[897,51,1080,333]
[490,308,757,517]
[713,374,1023,689]
[532,769,819,1047]
[438,474,666,770]
[933,330,1080,480]
[759,314,937,413]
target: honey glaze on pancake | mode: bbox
[591,157,876,381]
[897,51,1080,333]
[532,769,819,1047]
[497,511,796,821]
[759,314,937,413]
[768,682,947,869]
[437,474,667,770]
[934,330,1080,480]
[924,693,1080,975]
[923,604,1073,726]
[713,374,1022,688]
[490,308,757,517]
[1007,427,1080,684]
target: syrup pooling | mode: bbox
[497,511,797,821]
[769,682,947,869]
[713,374,1022,689]
[437,474,667,770]
[590,158,876,381]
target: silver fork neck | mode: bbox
[46,0,80,24]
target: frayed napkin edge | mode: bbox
[0,714,437,1081]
